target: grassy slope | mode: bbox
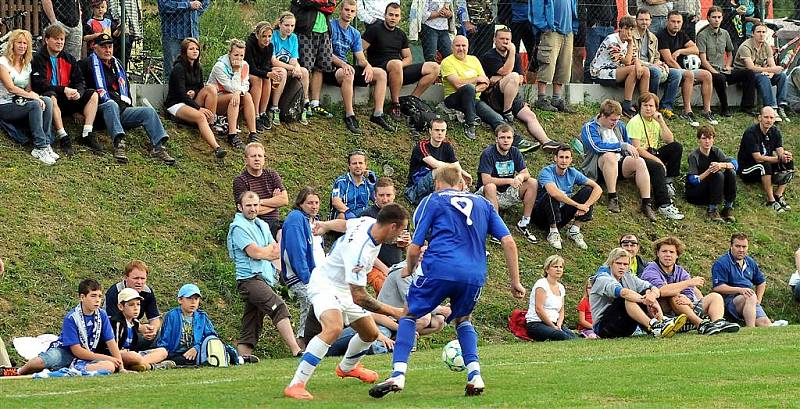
[1,326,799,408]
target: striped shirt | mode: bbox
[233,168,285,221]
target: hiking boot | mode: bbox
[271,108,281,127]
[607,197,621,213]
[311,105,333,118]
[721,207,735,223]
[389,102,403,121]
[516,224,538,244]
[113,140,128,164]
[241,355,260,364]
[82,132,104,154]
[679,111,700,127]
[369,376,405,398]
[370,114,395,132]
[642,204,658,221]
[769,201,786,213]
[228,134,244,149]
[344,115,362,135]
[546,231,562,249]
[777,106,791,123]
[708,209,724,223]
[534,97,558,112]
[31,147,56,165]
[59,135,75,157]
[151,360,177,370]
[658,204,685,220]
[214,146,227,159]
[284,382,314,400]
[464,124,476,140]
[659,108,676,120]
[336,363,378,383]
[465,374,485,397]
[152,147,176,166]
[550,98,576,113]
[515,138,540,153]
[541,140,562,153]
[262,112,273,130]
[569,230,588,250]
[247,132,259,144]
[700,111,719,125]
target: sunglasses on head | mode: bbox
[620,240,639,246]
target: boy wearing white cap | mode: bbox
[104,288,175,371]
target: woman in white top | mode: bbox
[0,29,56,165]
[525,255,577,341]
[207,38,258,150]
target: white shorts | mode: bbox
[166,103,186,116]
[307,282,370,326]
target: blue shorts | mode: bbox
[38,346,75,369]
[406,277,482,321]
[724,294,767,321]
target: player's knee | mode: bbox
[322,325,343,340]
[359,327,379,342]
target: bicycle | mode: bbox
[0,11,28,49]
[128,50,165,85]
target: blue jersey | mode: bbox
[412,189,510,286]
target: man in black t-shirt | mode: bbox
[657,11,715,128]
[362,2,440,121]
[361,177,410,294]
[737,107,795,212]
[481,28,562,153]
[104,260,162,349]
[405,118,472,205]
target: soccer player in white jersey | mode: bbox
[284,203,409,400]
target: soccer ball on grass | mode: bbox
[441,340,466,372]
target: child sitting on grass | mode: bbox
[577,278,599,339]
[18,279,123,375]
[156,284,218,366]
[103,288,175,371]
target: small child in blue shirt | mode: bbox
[18,279,123,375]
[156,284,218,366]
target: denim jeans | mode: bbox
[420,24,452,62]
[98,100,168,147]
[755,71,788,107]
[661,68,683,110]
[583,25,616,83]
[162,37,182,80]
[650,16,667,34]
[405,171,434,205]
[0,98,54,148]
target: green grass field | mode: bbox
[2,326,799,408]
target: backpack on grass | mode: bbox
[399,95,439,134]
[197,335,239,367]
[278,77,305,123]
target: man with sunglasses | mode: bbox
[619,233,646,277]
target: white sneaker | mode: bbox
[569,230,588,250]
[770,319,788,327]
[465,374,484,396]
[658,204,685,220]
[45,145,60,160]
[31,147,56,165]
[546,231,562,249]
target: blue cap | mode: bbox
[177,284,202,298]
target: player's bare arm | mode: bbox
[350,284,405,319]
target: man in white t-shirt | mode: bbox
[284,204,409,401]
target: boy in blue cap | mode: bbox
[157,284,218,366]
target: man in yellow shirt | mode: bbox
[441,35,491,140]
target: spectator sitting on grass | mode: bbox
[19,279,123,375]
[156,284,220,366]
[619,233,646,276]
[685,125,738,223]
[104,260,162,350]
[330,149,377,220]
[525,255,577,341]
[405,118,472,205]
[271,12,311,125]
[440,34,492,140]
[245,21,286,133]
[640,236,740,336]
[576,278,599,339]
[208,39,259,150]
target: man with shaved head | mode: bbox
[440,35,492,140]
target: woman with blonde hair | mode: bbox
[524,255,577,341]
[0,29,56,165]
[208,38,258,150]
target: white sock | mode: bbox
[82,125,93,137]
[339,334,372,372]
[310,100,319,107]
[289,336,329,386]
[466,362,481,381]
[56,128,67,138]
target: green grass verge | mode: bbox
[1,326,799,408]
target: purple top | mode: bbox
[640,261,696,301]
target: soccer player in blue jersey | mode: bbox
[369,163,526,398]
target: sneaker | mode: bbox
[151,360,177,370]
[607,197,621,213]
[502,110,515,123]
[255,115,268,132]
[59,135,75,157]
[546,231,562,249]
[698,318,717,335]
[32,147,56,165]
[707,209,724,223]
[0,367,19,377]
[262,113,272,130]
[642,204,658,221]
[622,107,637,118]
[550,98,576,113]
[713,319,741,333]
[335,363,378,383]
[769,201,786,213]
[515,138,540,153]
[665,182,676,198]
[241,354,260,364]
[659,108,676,120]
[568,230,588,250]
[247,132,259,144]
[369,114,395,132]
[465,374,485,397]
[369,376,405,398]
[679,111,700,127]
[776,196,792,211]
[534,97,558,112]
[650,314,685,338]
[700,111,719,125]
[720,109,732,117]
[777,106,791,123]
[214,146,227,159]
[516,224,538,244]
[770,319,789,327]
[389,102,403,121]
[271,108,281,126]
[299,108,309,125]
[284,382,314,400]
[658,204,685,220]
[82,132,104,154]
[542,140,562,153]
[212,116,227,135]
[464,124,476,140]
[720,207,735,223]
[113,140,128,164]
[344,115,362,135]
[45,145,60,160]
[311,105,333,118]
[228,134,244,150]
[152,147,176,166]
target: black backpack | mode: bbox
[278,77,305,123]
[399,95,439,134]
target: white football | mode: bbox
[683,54,701,70]
[441,340,466,372]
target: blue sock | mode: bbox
[390,317,416,377]
[456,321,480,380]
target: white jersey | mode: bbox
[309,217,381,292]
